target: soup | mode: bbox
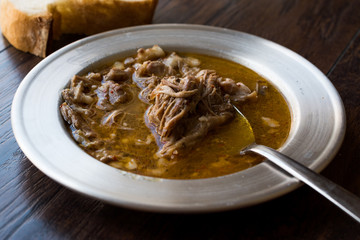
[60,45,291,179]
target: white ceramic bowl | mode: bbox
[11,24,345,212]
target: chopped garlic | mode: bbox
[261,117,280,128]
[147,168,165,176]
[125,159,137,170]
[112,61,125,70]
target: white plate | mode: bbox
[11,24,345,212]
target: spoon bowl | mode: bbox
[232,104,360,223]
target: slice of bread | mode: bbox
[0,0,158,57]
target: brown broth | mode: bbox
[70,53,291,179]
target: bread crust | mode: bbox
[51,0,159,35]
[0,0,52,57]
[0,0,158,57]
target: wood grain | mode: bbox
[324,30,360,191]
[154,0,360,73]
[1,0,360,239]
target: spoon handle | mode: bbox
[249,144,360,223]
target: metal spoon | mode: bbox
[232,104,360,223]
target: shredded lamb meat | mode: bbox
[133,45,257,157]
[60,45,257,161]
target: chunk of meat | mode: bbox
[218,77,257,102]
[104,68,132,82]
[60,102,101,149]
[162,52,200,76]
[162,52,183,69]
[71,74,101,89]
[96,81,133,110]
[147,76,200,139]
[146,61,167,76]
[136,45,165,62]
[62,75,100,105]
[60,102,86,129]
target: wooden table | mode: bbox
[1,0,360,238]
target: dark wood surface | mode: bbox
[1,0,360,239]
